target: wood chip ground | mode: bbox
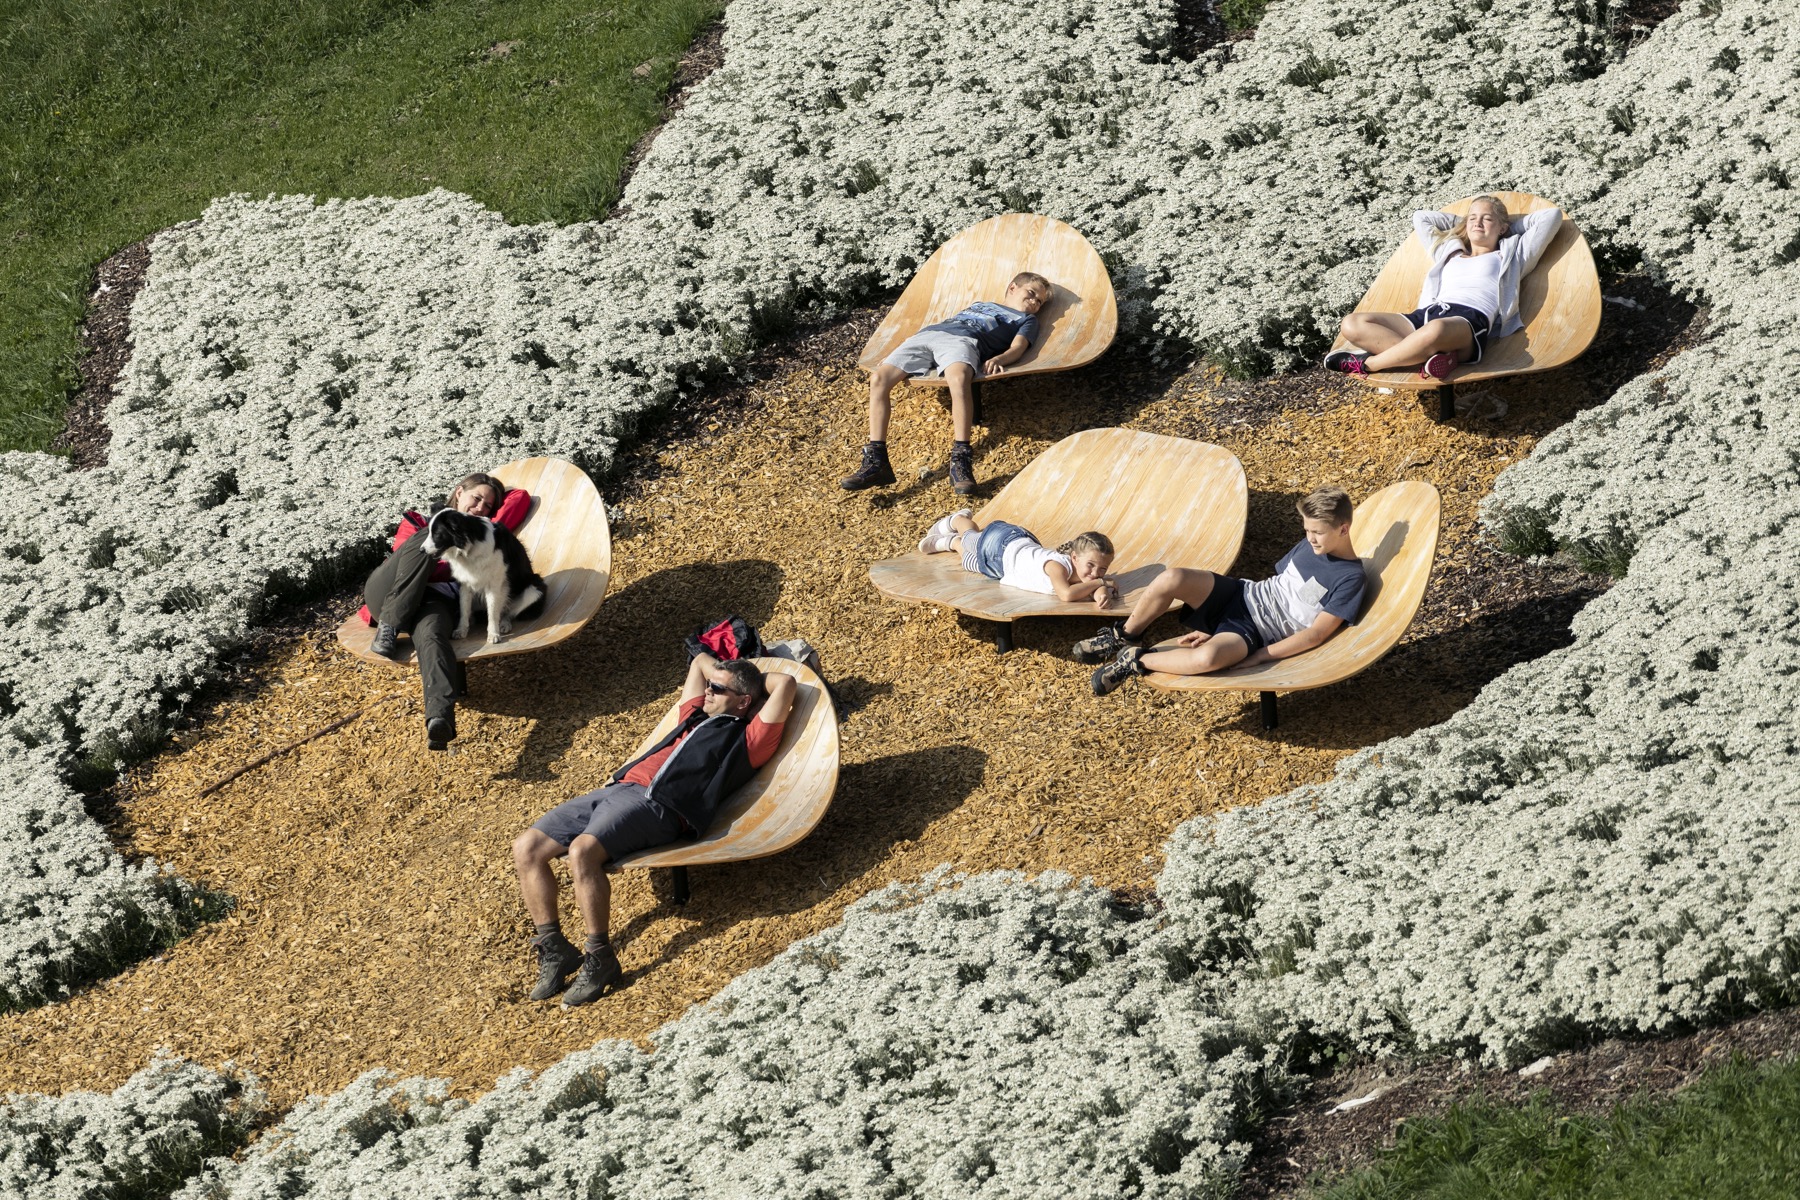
[3,286,1700,1109]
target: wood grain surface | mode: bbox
[1144,479,1441,694]
[870,428,1247,622]
[856,212,1118,382]
[336,457,612,665]
[1329,192,1600,390]
[613,658,841,869]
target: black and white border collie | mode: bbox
[420,508,547,644]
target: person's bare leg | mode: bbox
[512,828,566,927]
[1365,318,1473,372]
[950,513,979,534]
[1339,311,1415,356]
[1120,568,1219,639]
[567,833,614,945]
[867,363,908,442]
[944,362,977,442]
[1140,632,1251,677]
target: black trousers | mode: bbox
[364,536,460,723]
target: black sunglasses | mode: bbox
[704,679,745,697]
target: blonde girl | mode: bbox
[918,509,1118,608]
[1326,195,1564,380]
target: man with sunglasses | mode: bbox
[512,651,796,1007]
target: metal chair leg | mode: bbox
[994,622,1014,653]
[670,866,690,905]
[1260,691,1278,731]
[1436,385,1456,422]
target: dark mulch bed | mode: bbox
[49,237,152,468]
[1236,1006,1800,1198]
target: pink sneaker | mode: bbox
[1324,350,1371,376]
[1421,352,1456,381]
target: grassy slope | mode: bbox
[0,0,720,451]
[1311,1056,1800,1199]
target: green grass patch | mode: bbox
[1,0,722,452]
[1309,1054,1800,1199]
[1220,0,1274,33]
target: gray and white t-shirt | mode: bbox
[1243,540,1367,643]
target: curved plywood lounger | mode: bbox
[1329,193,1600,419]
[858,213,1118,417]
[870,428,1247,650]
[613,658,840,903]
[336,456,612,666]
[1143,480,1441,729]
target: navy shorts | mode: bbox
[1177,575,1266,652]
[532,782,686,856]
[1404,302,1493,363]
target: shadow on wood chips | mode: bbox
[0,276,1701,1110]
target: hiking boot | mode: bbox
[918,508,972,554]
[561,944,623,1007]
[1420,352,1456,381]
[948,446,977,496]
[528,931,584,1001]
[426,714,456,751]
[369,623,401,657]
[839,442,896,491]
[1071,622,1142,664]
[1091,645,1146,696]
[1323,350,1371,376]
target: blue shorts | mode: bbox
[962,520,1037,580]
[1405,302,1493,363]
[1177,575,1266,652]
[532,782,687,856]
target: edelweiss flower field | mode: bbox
[3,0,1797,1195]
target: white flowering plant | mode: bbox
[8,0,1800,1196]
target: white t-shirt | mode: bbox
[1434,252,1505,321]
[999,539,1071,594]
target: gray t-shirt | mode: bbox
[1243,539,1367,643]
[925,301,1040,358]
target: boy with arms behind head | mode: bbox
[841,271,1052,496]
[1075,486,1367,695]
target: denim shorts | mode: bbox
[962,520,1037,580]
[883,330,983,378]
[1177,574,1266,652]
[1404,302,1493,363]
[532,782,686,856]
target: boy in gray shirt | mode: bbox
[1075,486,1367,695]
[840,271,1050,496]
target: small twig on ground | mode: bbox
[197,694,404,797]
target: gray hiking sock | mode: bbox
[584,934,612,953]
[534,922,561,940]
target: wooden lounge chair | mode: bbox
[336,456,611,666]
[612,658,840,904]
[869,428,1247,651]
[1329,192,1600,420]
[857,213,1118,420]
[1142,480,1441,729]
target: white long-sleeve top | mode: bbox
[1411,206,1563,339]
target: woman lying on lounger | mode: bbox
[1325,195,1563,381]
[360,473,530,750]
[918,509,1118,608]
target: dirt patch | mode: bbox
[1236,1006,1800,1198]
[0,291,1651,1106]
[50,237,151,469]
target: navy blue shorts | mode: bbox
[1177,575,1266,652]
[1405,302,1493,363]
[532,782,686,856]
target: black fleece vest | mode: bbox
[611,710,757,834]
